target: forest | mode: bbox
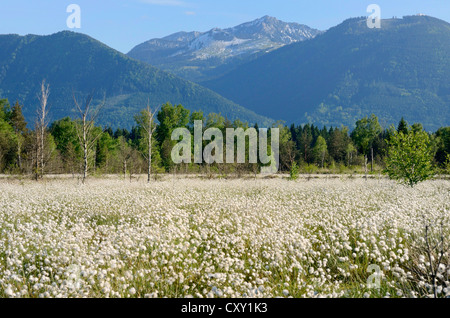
[0,96,449,179]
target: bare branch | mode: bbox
[72,90,105,183]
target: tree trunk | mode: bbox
[364,155,368,180]
[35,131,41,180]
[40,126,44,178]
[305,145,308,162]
[17,140,22,171]
[148,133,152,183]
[82,122,88,184]
[83,146,88,183]
[371,147,374,172]
[35,141,39,181]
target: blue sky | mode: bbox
[1,0,449,53]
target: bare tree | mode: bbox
[73,92,103,184]
[34,80,50,180]
[135,101,160,183]
[403,222,449,298]
[118,136,132,180]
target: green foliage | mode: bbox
[302,163,318,175]
[0,91,449,178]
[0,32,272,130]
[156,103,190,143]
[0,99,10,118]
[0,99,17,171]
[205,16,450,131]
[313,135,328,168]
[328,127,351,162]
[205,113,226,130]
[434,127,450,166]
[50,117,81,156]
[189,111,205,131]
[397,118,408,135]
[346,142,357,166]
[289,161,299,180]
[155,103,190,170]
[351,114,382,156]
[444,154,450,174]
[384,126,435,187]
[96,132,117,171]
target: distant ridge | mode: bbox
[0,31,273,129]
[203,15,450,131]
[128,16,321,82]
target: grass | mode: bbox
[0,177,448,298]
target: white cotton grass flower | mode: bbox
[4,286,14,297]
[0,177,448,298]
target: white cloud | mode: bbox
[185,11,196,16]
[139,0,188,6]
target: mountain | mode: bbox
[203,15,450,131]
[127,16,321,82]
[0,31,273,129]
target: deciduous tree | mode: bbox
[384,125,435,187]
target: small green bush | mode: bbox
[289,162,299,180]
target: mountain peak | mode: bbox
[203,15,450,131]
[257,15,277,23]
[128,17,321,82]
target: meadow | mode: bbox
[0,176,449,298]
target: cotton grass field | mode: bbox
[0,177,449,298]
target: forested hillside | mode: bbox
[204,16,450,131]
[0,31,272,129]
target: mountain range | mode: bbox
[128,16,321,82]
[0,15,449,132]
[204,15,450,131]
[0,31,272,129]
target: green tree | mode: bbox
[96,131,118,172]
[205,113,225,130]
[445,154,450,174]
[434,127,450,166]
[346,142,357,167]
[0,99,14,171]
[328,126,351,163]
[351,114,382,172]
[313,135,328,168]
[411,123,424,134]
[298,124,314,163]
[155,103,190,171]
[397,117,408,134]
[189,111,205,132]
[0,109,16,172]
[10,101,28,171]
[279,125,297,171]
[50,117,82,172]
[384,126,435,187]
[117,136,132,178]
[289,161,299,180]
[156,103,190,143]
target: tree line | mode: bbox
[0,93,449,181]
